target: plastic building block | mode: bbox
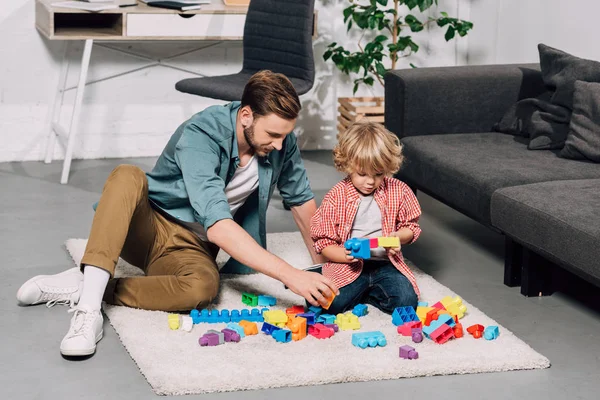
[435,313,456,328]
[429,324,455,344]
[369,238,379,248]
[206,329,225,345]
[286,305,305,316]
[352,304,368,317]
[242,292,258,307]
[412,328,424,343]
[352,331,387,349]
[272,329,292,343]
[308,323,335,339]
[423,319,447,339]
[317,314,336,325]
[432,301,446,311]
[168,314,180,330]
[190,309,201,324]
[453,322,464,338]
[399,345,419,359]
[397,321,422,336]
[440,296,467,319]
[344,238,371,259]
[415,306,435,322]
[308,306,323,319]
[238,320,258,336]
[257,295,277,307]
[263,310,288,327]
[467,324,484,339]
[424,309,440,326]
[288,316,307,341]
[230,308,267,323]
[324,323,339,333]
[417,301,428,307]
[297,312,316,325]
[226,323,246,338]
[199,332,220,346]
[377,237,400,248]
[181,316,193,332]
[391,306,419,326]
[261,322,281,336]
[483,325,500,340]
[335,312,361,330]
[323,292,336,310]
[221,328,241,343]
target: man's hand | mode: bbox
[282,269,339,307]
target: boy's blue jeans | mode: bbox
[310,260,418,315]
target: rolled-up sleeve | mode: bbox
[396,184,422,244]
[174,126,232,230]
[310,194,341,254]
[277,132,314,208]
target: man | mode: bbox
[16,70,338,357]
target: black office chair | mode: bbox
[175,0,316,100]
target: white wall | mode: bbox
[467,0,600,65]
[0,0,464,163]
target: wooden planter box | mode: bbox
[337,97,385,134]
[223,0,250,5]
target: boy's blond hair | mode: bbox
[333,120,403,175]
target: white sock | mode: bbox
[78,265,110,311]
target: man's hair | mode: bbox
[241,70,301,120]
[333,120,403,175]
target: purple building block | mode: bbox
[221,328,241,343]
[199,333,221,346]
[411,328,423,343]
[399,345,419,359]
[324,323,339,332]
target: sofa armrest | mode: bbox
[384,63,545,138]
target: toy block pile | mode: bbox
[344,236,401,259]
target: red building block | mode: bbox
[453,322,464,338]
[424,309,440,326]
[286,305,305,316]
[308,323,335,339]
[467,324,484,339]
[369,238,379,248]
[397,321,423,336]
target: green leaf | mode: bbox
[445,26,455,41]
[418,0,434,12]
[343,6,354,22]
[364,77,374,86]
[353,81,359,94]
[375,34,388,43]
[323,50,332,61]
[375,62,387,77]
[403,0,419,10]
[376,0,388,6]
[405,14,424,32]
[441,11,448,17]
[410,63,418,68]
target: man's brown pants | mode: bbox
[81,164,220,311]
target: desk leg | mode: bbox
[61,39,93,185]
[44,42,70,164]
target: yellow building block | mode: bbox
[377,237,400,247]
[416,306,435,323]
[263,310,288,326]
[167,314,180,330]
[440,296,467,319]
[335,312,360,330]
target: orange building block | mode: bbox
[467,324,484,339]
[323,292,336,310]
[453,322,464,338]
[239,320,258,336]
[286,305,305,316]
[288,316,307,341]
[424,309,440,326]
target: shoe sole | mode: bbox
[60,330,103,357]
[16,267,82,306]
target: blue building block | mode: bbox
[484,325,500,340]
[435,313,455,328]
[417,301,429,307]
[230,308,268,323]
[257,295,277,307]
[297,312,316,325]
[226,323,245,338]
[190,309,201,324]
[391,306,419,326]
[344,238,371,259]
[351,331,387,349]
[308,306,323,319]
[422,319,452,339]
[316,314,336,324]
[272,329,292,343]
[352,304,368,317]
[261,322,281,336]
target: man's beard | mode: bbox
[244,123,270,156]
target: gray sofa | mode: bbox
[384,64,600,296]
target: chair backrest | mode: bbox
[242,0,315,86]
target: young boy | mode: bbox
[310,121,421,315]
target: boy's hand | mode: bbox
[344,248,358,263]
[386,231,403,256]
[283,269,340,307]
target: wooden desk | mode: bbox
[35,0,317,184]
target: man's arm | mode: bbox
[291,199,327,265]
[207,219,338,306]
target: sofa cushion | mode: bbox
[491,180,600,283]
[398,132,600,225]
[560,80,600,162]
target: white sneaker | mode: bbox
[60,305,104,356]
[16,267,83,308]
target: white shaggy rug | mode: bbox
[65,232,550,395]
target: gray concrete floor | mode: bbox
[1,151,599,399]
